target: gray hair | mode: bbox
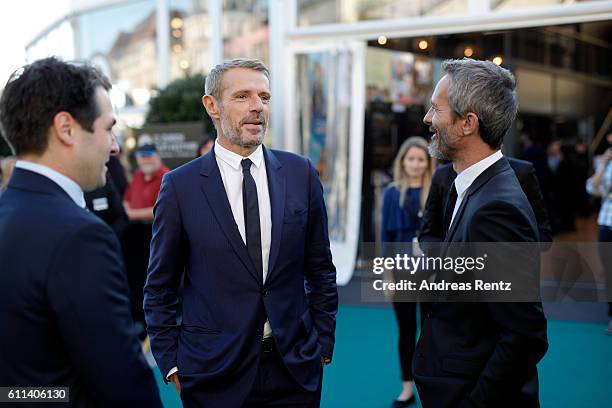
[205,58,270,100]
[441,58,518,149]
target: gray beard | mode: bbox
[428,139,448,160]
[220,116,265,149]
[428,130,458,161]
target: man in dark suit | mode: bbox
[0,57,162,407]
[144,58,338,407]
[419,158,552,246]
[412,59,548,407]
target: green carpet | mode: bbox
[154,305,612,407]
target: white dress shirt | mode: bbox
[214,141,273,302]
[449,150,504,229]
[15,160,86,208]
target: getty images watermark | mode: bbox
[358,242,612,303]
[372,253,511,292]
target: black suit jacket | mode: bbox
[412,158,549,408]
[85,175,129,238]
[419,157,552,245]
[0,168,162,407]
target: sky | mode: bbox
[0,0,70,88]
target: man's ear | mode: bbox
[52,112,76,146]
[202,95,220,120]
[461,112,479,136]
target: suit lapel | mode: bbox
[445,193,469,242]
[263,147,285,281]
[199,147,261,284]
[444,157,511,242]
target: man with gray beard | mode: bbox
[413,59,548,407]
[144,58,338,407]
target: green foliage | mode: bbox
[0,133,13,156]
[145,74,215,134]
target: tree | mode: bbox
[145,74,214,135]
[0,132,12,156]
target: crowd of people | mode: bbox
[0,55,609,408]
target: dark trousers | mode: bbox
[243,340,322,407]
[122,222,152,332]
[598,226,612,316]
[181,344,322,408]
[392,301,417,381]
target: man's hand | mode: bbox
[169,373,180,394]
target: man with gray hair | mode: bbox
[413,59,548,407]
[144,58,338,407]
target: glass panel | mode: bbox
[77,0,157,107]
[297,0,469,26]
[297,50,353,241]
[26,20,75,63]
[223,0,269,64]
[492,0,605,11]
[169,0,212,76]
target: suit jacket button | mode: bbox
[263,290,270,297]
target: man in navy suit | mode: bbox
[0,57,162,407]
[144,58,338,407]
[412,59,548,407]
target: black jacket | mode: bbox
[419,157,552,245]
[413,158,549,408]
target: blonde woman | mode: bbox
[381,136,432,407]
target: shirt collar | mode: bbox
[454,150,503,199]
[214,140,264,170]
[15,160,86,208]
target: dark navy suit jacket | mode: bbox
[0,168,162,407]
[143,146,338,406]
[413,158,549,408]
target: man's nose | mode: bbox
[250,96,264,112]
[110,133,120,156]
[423,107,433,125]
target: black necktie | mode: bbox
[443,182,458,233]
[241,159,263,277]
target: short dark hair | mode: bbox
[0,57,111,156]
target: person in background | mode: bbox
[85,169,129,238]
[381,136,432,408]
[123,142,169,222]
[107,154,128,197]
[586,131,612,335]
[0,156,17,193]
[122,142,169,338]
[197,134,215,157]
[0,57,162,407]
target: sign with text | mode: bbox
[133,122,207,169]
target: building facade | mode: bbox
[23,0,612,283]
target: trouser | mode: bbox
[392,301,417,381]
[243,337,323,407]
[598,226,612,316]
